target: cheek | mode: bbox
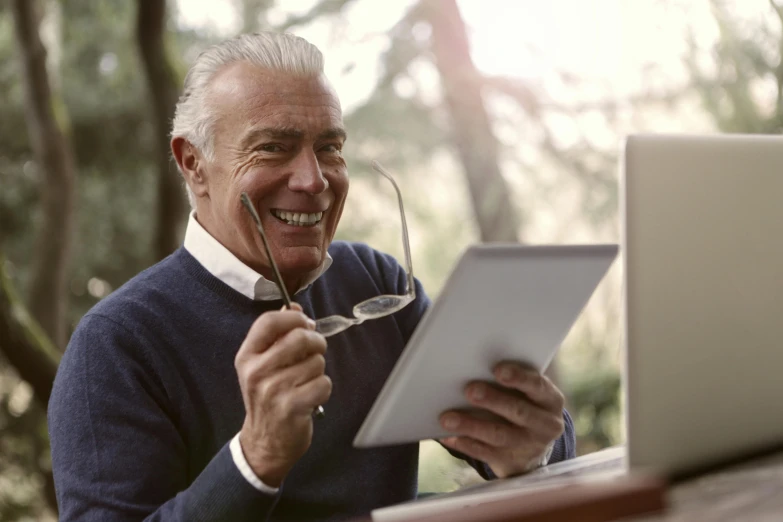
[225,199,249,239]
[232,159,281,199]
[327,167,350,201]
[206,156,252,207]
[229,154,263,185]
[327,174,349,232]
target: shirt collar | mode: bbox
[183,211,332,301]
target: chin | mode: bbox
[278,245,326,274]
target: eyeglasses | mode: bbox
[240,160,416,338]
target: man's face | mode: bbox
[195,62,349,286]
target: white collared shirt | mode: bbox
[183,211,332,301]
[183,211,332,494]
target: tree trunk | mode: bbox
[427,0,521,243]
[11,0,76,351]
[136,0,186,262]
[427,0,563,385]
[0,256,61,407]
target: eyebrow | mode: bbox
[240,126,348,149]
[317,127,348,142]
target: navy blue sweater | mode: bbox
[48,241,575,521]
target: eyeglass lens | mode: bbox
[316,293,416,337]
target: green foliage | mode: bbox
[344,86,448,173]
[0,391,52,521]
[1,258,61,367]
[566,369,622,455]
[0,1,163,517]
[418,441,481,493]
[685,0,783,134]
[277,0,358,32]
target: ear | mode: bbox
[171,137,209,199]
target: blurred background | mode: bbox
[1,0,781,519]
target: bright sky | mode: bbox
[173,0,736,112]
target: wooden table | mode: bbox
[627,450,783,521]
[353,450,783,521]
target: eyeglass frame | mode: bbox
[240,159,416,338]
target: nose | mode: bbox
[289,150,328,194]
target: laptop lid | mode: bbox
[622,134,783,477]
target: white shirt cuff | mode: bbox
[229,433,280,495]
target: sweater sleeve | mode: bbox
[549,408,577,464]
[48,314,280,522]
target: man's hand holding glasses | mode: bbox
[233,161,415,487]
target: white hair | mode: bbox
[171,32,326,207]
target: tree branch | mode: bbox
[10,0,76,350]
[0,257,61,408]
[485,74,688,115]
[427,0,521,243]
[374,1,429,89]
[136,0,186,261]
[482,76,542,117]
[275,0,358,32]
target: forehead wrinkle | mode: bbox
[207,63,345,151]
[235,93,344,133]
[252,104,344,131]
[207,61,341,111]
[242,90,342,113]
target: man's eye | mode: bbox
[259,144,283,153]
[320,144,342,154]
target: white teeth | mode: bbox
[271,209,324,226]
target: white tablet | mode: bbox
[353,244,619,448]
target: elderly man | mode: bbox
[48,32,575,521]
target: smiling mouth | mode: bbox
[270,208,324,227]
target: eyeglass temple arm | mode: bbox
[240,192,293,307]
[371,160,415,297]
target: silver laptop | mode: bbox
[372,134,783,521]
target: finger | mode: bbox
[255,354,326,411]
[282,302,304,312]
[286,374,332,414]
[463,382,565,438]
[439,411,525,448]
[256,352,326,403]
[439,436,498,467]
[270,327,327,364]
[286,353,327,388]
[240,310,316,357]
[244,328,327,378]
[493,362,565,411]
